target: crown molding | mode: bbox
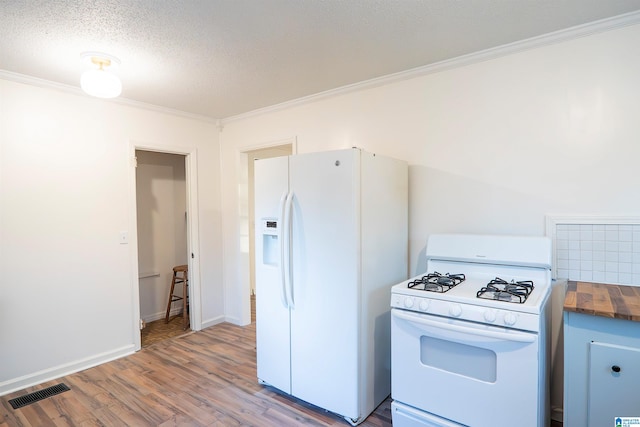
[220,10,640,125]
[3,9,640,127]
[0,69,217,124]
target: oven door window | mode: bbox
[420,336,497,382]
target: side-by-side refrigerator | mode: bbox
[254,148,408,425]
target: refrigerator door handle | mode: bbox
[278,191,289,308]
[283,191,295,308]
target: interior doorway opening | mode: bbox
[135,150,191,346]
[243,142,293,323]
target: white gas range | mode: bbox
[390,234,555,427]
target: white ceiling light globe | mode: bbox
[80,69,122,98]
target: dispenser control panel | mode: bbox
[261,218,279,235]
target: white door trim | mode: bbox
[237,137,297,326]
[128,141,202,351]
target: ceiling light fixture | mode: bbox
[80,52,122,98]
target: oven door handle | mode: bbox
[392,309,536,343]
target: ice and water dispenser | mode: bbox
[260,218,279,266]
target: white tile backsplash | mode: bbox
[605,252,618,262]
[620,230,633,242]
[619,263,633,273]
[619,273,632,283]
[606,230,619,241]
[550,220,640,286]
[605,261,618,272]
[580,271,593,281]
[580,260,592,270]
[620,252,633,263]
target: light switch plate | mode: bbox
[119,231,128,244]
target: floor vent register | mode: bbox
[8,383,71,409]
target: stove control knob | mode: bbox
[419,300,430,311]
[504,313,518,326]
[404,297,414,309]
[449,304,462,317]
[483,310,497,323]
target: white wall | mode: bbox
[218,23,640,417]
[136,151,188,322]
[0,80,222,394]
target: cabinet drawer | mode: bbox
[588,341,640,427]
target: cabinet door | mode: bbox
[588,341,640,427]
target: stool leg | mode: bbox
[165,272,177,323]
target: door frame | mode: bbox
[238,137,296,325]
[128,141,202,350]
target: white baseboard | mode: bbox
[142,307,183,323]
[143,311,225,331]
[201,315,225,330]
[221,316,252,327]
[0,345,135,397]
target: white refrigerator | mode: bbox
[254,148,408,425]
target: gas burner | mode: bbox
[408,272,465,293]
[476,277,534,304]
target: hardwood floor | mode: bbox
[1,296,560,426]
[0,309,391,426]
[141,314,192,348]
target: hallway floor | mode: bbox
[141,314,191,347]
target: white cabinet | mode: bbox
[563,311,640,426]
[587,342,640,427]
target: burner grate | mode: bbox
[476,277,534,304]
[408,272,465,293]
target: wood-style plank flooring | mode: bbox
[1,294,562,426]
[0,307,391,426]
[141,314,192,348]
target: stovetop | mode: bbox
[391,269,552,332]
[408,273,536,303]
[391,263,552,316]
[395,274,548,308]
[392,234,554,331]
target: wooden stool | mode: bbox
[165,265,189,330]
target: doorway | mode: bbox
[131,145,201,350]
[244,143,293,322]
[135,150,190,347]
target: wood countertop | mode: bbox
[564,281,640,321]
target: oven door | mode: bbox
[391,308,541,427]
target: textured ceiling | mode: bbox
[2,0,640,119]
